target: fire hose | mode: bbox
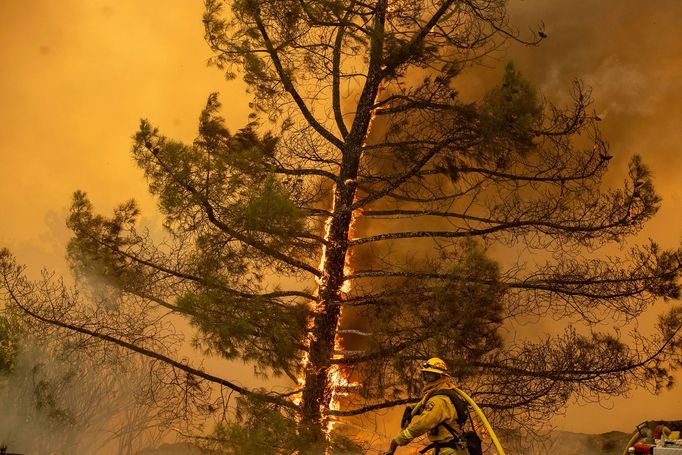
[452,387,506,455]
[622,430,641,455]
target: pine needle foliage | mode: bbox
[1,0,682,453]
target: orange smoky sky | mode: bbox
[0,0,250,272]
[1,0,682,437]
[504,0,682,433]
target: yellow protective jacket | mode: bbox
[394,376,465,450]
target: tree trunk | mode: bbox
[300,152,361,438]
[299,16,383,432]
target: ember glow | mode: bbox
[322,86,383,438]
[326,364,360,432]
[293,200,361,432]
[294,83,381,448]
[340,207,363,295]
[292,194,338,410]
[326,207,363,435]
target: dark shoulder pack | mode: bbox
[462,431,483,455]
[428,390,483,455]
[430,389,470,426]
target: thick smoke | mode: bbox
[502,0,682,434]
[508,0,682,186]
[0,338,170,454]
[347,0,682,441]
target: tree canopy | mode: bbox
[2,0,682,453]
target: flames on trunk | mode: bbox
[293,86,384,452]
[293,201,362,434]
[327,207,362,434]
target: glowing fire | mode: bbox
[324,98,378,434]
[326,364,360,433]
[292,210,333,408]
[295,83,383,449]
[292,196,335,409]
[340,206,363,295]
[293,200,361,412]
[326,206,362,436]
[291,193,362,439]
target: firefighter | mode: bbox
[383,358,470,455]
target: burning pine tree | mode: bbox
[3,0,682,452]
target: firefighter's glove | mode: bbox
[381,440,398,455]
[400,406,413,429]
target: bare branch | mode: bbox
[1,271,297,410]
[253,9,344,150]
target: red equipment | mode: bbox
[632,442,654,454]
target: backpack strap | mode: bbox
[419,440,459,454]
[430,389,470,426]
[440,420,460,438]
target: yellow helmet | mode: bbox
[420,357,449,375]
